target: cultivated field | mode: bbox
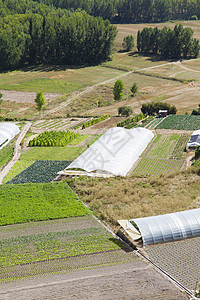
[132,133,190,176]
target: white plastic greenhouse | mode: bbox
[186,129,200,148]
[59,127,154,177]
[0,122,20,150]
[119,208,200,246]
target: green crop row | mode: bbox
[132,157,184,176]
[82,115,109,129]
[117,113,147,127]
[0,182,90,226]
[156,115,200,130]
[29,130,78,147]
[0,227,122,267]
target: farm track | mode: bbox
[0,122,32,184]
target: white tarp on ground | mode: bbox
[129,208,200,246]
[0,122,20,150]
[187,129,200,148]
[64,127,154,177]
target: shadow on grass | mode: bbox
[127,51,175,63]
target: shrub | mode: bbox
[113,80,124,101]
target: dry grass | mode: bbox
[70,169,200,229]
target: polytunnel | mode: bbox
[0,122,20,150]
[128,208,200,246]
[186,129,200,148]
[59,127,154,177]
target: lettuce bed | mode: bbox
[6,160,71,184]
[0,182,90,225]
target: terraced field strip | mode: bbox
[132,133,189,176]
[0,215,135,284]
[156,115,200,130]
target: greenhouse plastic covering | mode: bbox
[187,129,200,148]
[66,127,154,176]
[129,208,200,246]
[0,122,20,150]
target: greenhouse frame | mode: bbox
[59,127,154,177]
[128,208,200,246]
[187,129,200,148]
[0,122,20,150]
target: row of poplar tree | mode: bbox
[0,2,117,70]
[25,0,200,23]
[137,24,199,58]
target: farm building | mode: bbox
[186,129,200,149]
[0,122,19,150]
[158,110,168,117]
[58,127,154,177]
[118,208,200,247]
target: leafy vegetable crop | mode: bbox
[6,160,71,184]
[156,115,200,130]
[0,227,122,267]
[0,182,90,226]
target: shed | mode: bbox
[186,129,200,149]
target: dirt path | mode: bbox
[0,122,32,184]
[43,61,185,115]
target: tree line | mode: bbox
[24,0,200,23]
[137,24,199,59]
[0,2,117,70]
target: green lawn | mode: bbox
[0,182,90,226]
[0,78,85,94]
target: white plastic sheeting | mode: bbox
[129,208,200,246]
[65,127,154,176]
[0,123,20,150]
[187,129,200,148]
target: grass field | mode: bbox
[0,182,90,226]
[71,169,200,227]
[156,115,200,130]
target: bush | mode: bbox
[28,130,78,147]
[118,106,133,117]
[122,35,134,51]
[82,115,109,129]
[130,83,138,96]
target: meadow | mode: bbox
[71,169,200,227]
[0,182,90,226]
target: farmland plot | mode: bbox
[132,134,189,176]
[156,115,200,130]
[0,182,90,226]
[6,160,71,184]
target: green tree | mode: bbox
[122,35,134,51]
[130,82,138,96]
[35,91,45,114]
[118,106,133,116]
[113,79,124,101]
